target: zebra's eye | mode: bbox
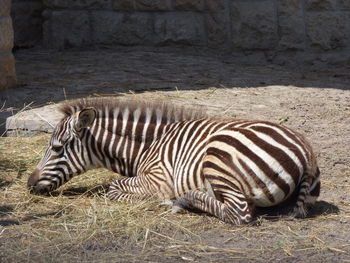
[51,145,63,153]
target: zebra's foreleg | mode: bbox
[107,177,153,202]
[157,200,188,214]
[107,191,145,202]
[174,190,254,225]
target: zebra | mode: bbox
[28,98,320,224]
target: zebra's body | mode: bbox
[28,98,320,224]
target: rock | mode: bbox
[0,0,16,90]
[305,12,349,50]
[278,16,305,50]
[230,0,278,50]
[0,16,14,51]
[305,0,337,11]
[0,51,16,90]
[173,0,204,11]
[318,51,350,67]
[43,10,90,49]
[11,0,43,48]
[6,104,63,136]
[154,13,205,46]
[0,0,11,17]
[113,0,171,11]
[206,0,225,11]
[113,0,134,11]
[206,11,229,47]
[134,0,172,11]
[206,0,229,47]
[91,11,153,45]
[277,0,305,50]
[43,0,112,9]
[338,0,350,10]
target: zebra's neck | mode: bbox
[85,106,174,177]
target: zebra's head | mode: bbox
[28,108,96,194]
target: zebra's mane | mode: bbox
[59,97,206,123]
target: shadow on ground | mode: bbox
[308,200,340,217]
[0,207,64,227]
[255,200,339,221]
[0,205,14,217]
[0,204,20,226]
[52,184,109,197]
[2,47,350,111]
[0,158,31,189]
[0,178,12,189]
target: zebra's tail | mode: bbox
[289,165,321,218]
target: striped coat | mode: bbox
[28,98,320,224]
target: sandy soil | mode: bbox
[0,47,350,262]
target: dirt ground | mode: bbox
[0,47,350,262]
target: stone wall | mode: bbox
[10,0,350,63]
[39,0,350,53]
[11,0,43,48]
[0,0,16,90]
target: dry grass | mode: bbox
[1,135,349,263]
[0,135,223,262]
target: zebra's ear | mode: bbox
[74,108,96,131]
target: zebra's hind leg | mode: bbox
[289,170,320,218]
[174,190,254,225]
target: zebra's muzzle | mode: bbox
[28,186,50,195]
[27,169,50,195]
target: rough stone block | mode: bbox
[277,0,305,50]
[206,0,225,11]
[113,0,134,10]
[277,0,303,15]
[6,104,63,135]
[0,0,11,16]
[305,0,337,11]
[113,0,171,11]
[278,16,305,50]
[43,11,90,49]
[0,51,16,90]
[174,0,204,11]
[43,0,112,9]
[0,16,14,51]
[231,1,278,50]
[205,0,229,47]
[306,12,349,50]
[206,12,229,47]
[91,11,153,45]
[11,1,43,47]
[338,0,350,11]
[134,0,171,11]
[154,13,205,45]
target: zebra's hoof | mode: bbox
[171,205,186,214]
[159,200,174,207]
[173,197,192,211]
[288,206,307,218]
